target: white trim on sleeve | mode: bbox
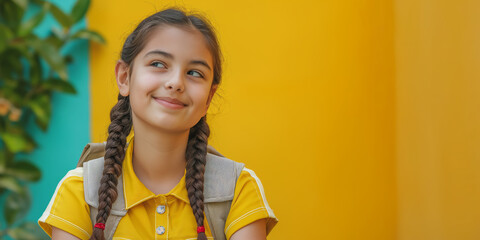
[38,167,84,223]
[242,168,276,219]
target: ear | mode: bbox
[115,60,130,96]
[204,84,218,115]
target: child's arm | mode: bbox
[229,218,267,240]
[38,167,93,239]
[52,226,81,240]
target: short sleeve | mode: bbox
[225,168,278,239]
[38,167,93,239]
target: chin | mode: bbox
[151,121,191,134]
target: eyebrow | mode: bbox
[144,50,212,71]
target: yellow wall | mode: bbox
[394,0,480,239]
[88,0,397,239]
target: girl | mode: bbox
[38,7,278,240]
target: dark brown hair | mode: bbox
[90,7,223,240]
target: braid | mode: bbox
[90,94,132,240]
[185,116,210,240]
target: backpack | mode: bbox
[77,141,245,240]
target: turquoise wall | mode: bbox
[21,0,91,225]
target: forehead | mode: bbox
[139,25,213,67]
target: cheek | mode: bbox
[193,86,211,105]
[131,71,160,96]
[128,72,160,113]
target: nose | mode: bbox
[164,70,185,92]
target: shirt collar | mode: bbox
[123,130,190,210]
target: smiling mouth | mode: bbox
[153,97,187,109]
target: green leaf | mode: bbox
[0,175,23,193]
[18,10,46,37]
[46,28,67,50]
[45,34,63,49]
[0,24,14,53]
[70,29,105,44]
[1,48,26,78]
[71,0,90,23]
[51,26,66,39]
[0,0,25,30]
[11,0,28,10]
[28,95,51,131]
[0,150,7,173]
[30,0,45,5]
[7,222,49,240]
[4,190,30,225]
[0,132,35,153]
[3,149,15,168]
[28,38,68,80]
[43,78,76,94]
[29,53,43,86]
[5,161,41,182]
[48,3,73,28]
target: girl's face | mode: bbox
[116,25,217,133]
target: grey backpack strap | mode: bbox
[77,142,106,168]
[204,153,245,240]
[88,207,124,240]
[83,157,127,239]
[80,142,242,240]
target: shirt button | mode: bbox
[156,226,166,235]
[157,205,166,214]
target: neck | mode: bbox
[131,118,190,187]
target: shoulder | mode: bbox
[60,167,84,179]
[38,167,92,239]
[44,167,85,207]
[204,153,244,202]
[205,153,244,178]
[233,167,273,210]
[225,167,279,239]
[50,167,85,191]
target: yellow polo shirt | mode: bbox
[38,131,278,239]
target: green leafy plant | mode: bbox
[0,0,104,238]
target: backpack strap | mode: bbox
[204,153,245,240]
[81,142,243,240]
[77,142,107,168]
[83,157,127,240]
